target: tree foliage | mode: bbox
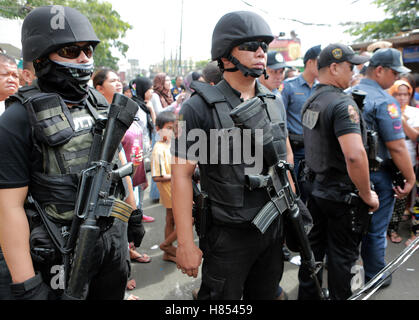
[342,0,419,41]
[195,59,211,70]
[0,0,132,70]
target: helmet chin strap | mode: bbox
[225,55,269,80]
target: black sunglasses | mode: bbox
[238,41,269,53]
[56,44,94,59]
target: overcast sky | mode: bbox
[0,0,389,70]
[110,0,388,70]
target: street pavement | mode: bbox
[128,174,419,300]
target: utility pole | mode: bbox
[163,31,166,73]
[178,0,184,75]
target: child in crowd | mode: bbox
[151,111,177,263]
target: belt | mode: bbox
[288,133,304,141]
[110,199,132,223]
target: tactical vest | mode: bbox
[8,83,114,223]
[302,85,367,179]
[190,80,287,224]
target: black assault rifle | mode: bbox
[230,96,328,300]
[62,93,138,299]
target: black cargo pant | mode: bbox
[37,217,130,300]
[85,218,130,299]
[298,196,362,300]
[0,249,13,300]
[198,216,284,300]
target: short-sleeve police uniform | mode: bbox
[299,84,367,300]
[353,78,404,282]
[281,74,317,195]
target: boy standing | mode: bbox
[152,111,177,263]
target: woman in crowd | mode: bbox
[128,76,157,217]
[387,80,419,245]
[149,73,175,202]
[400,73,418,108]
[150,73,174,115]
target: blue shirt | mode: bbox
[281,74,317,135]
[352,78,405,161]
[171,86,183,100]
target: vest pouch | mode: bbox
[25,93,75,147]
[271,122,287,160]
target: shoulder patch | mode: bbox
[302,109,319,130]
[348,105,360,124]
[387,103,399,119]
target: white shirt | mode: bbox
[404,105,419,165]
[150,93,164,116]
[0,100,5,116]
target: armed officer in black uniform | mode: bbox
[298,44,379,300]
[171,11,294,300]
[0,6,143,299]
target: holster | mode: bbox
[25,208,62,267]
[382,159,405,188]
[192,183,211,240]
[297,160,315,184]
[344,193,372,235]
[289,133,304,149]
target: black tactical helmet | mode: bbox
[211,11,274,61]
[21,5,100,62]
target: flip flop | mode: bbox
[388,231,402,243]
[131,253,152,263]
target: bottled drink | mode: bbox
[131,139,142,165]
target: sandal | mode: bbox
[131,252,152,263]
[388,230,402,243]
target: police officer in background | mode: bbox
[299,43,379,300]
[0,6,143,299]
[353,48,415,287]
[259,51,288,98]
[171,11,294,299]
[281,45,321,201]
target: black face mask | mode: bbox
[35,59,94,104]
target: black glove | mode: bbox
[127,209,145,248]
[10,272,54,300]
